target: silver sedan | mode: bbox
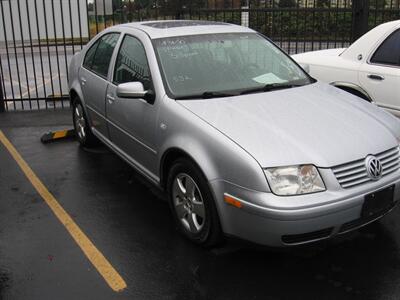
[68,20,400,247]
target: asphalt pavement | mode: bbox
[1,109,400,300]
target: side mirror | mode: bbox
[116,82,155,104]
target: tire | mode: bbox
[167,158,222,247]
[71,96,99,147]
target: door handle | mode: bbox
[367,74,385,81]
[81,77,87,85]
[106,94,115,103]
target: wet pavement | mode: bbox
[1,110,400,300]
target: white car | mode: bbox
[293,20,400,116]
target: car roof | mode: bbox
[116,20,255,39]
[341,20,400,60]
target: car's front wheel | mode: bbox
[167,158,222,247]
[72,97,98,147]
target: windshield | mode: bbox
[153,33,313,99]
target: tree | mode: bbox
[369,0,387,8]
[316,0,330,8]
[277,0,296,8]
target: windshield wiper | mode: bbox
[240,83,301,95]
[174,83,302,100]
[175,91,238,100]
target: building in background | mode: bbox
[88,0,114,16]
[0,0,88,45]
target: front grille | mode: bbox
[332,147,400,189]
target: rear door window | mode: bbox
[370,29,400,66]
[84,33,120,78]
[83,39,100,69]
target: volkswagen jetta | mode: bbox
[68,20,400,247]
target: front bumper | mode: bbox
[210,170,400,247]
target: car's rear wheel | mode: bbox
[167,158,222,247]
[72,97,98,147]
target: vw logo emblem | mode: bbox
[365,155,383,180]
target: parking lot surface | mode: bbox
[1,110,400,300]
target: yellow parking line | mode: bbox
[0,130,127,292]
[21,74,59,98]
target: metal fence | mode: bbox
[0,0,399,111]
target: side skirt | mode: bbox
[91,127,163,191]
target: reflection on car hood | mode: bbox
[178,82,400,168]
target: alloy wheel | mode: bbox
[172,173,206,234]
[74,104,86,140]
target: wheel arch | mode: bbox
[69,88,79,105]
[331,81,373,102]
[160,147,208,190]
[69,85,93,127]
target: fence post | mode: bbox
[0,72,4,113]
[352,0,369,41]
[175,0,182,19]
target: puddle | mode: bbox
[0,269,11,297]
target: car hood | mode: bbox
[177,82,400,168]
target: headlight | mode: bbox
[264,165,325,196]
